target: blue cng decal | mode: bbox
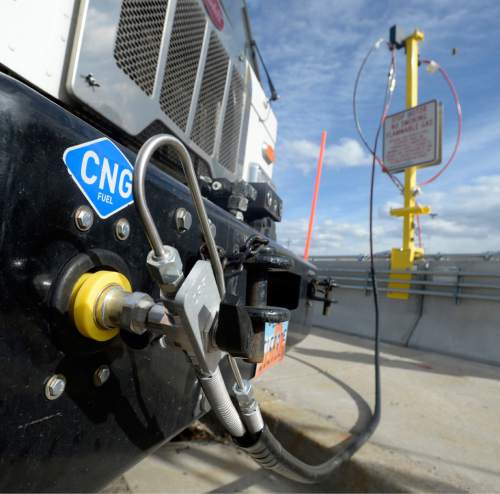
[62,138,134,219]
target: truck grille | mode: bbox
[191,33,228,156]
[219,68,244,173]
[109,0,247,176]
[114,0,169,96]
[159,0,206,131]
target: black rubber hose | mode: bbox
[236,43,387,484]
[236,128,381,481]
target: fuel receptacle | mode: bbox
[69,271,132,341]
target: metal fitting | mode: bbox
[175,208,192,233]
[93,365,111,387]
[95,284,154,335]
[158,335,169,349]
[233,380,264,434]
[114,218,130,240]
[45,374,66,400]
[147,303,177,334]
[119,292,155,335]
[74,206,94,231]
[228,195,249,212]
[147,246,184,295]
[208,219,216,239]
[233,380,255,409]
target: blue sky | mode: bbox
[247,0,500,255]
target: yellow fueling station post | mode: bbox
[388,30,431,300]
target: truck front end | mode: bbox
[0,1,315,490]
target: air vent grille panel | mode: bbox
[191,33,229,156]
[218,67,244,172]
[114,0,169,95]
[159,0,206,131]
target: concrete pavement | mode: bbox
[105,326,500,492]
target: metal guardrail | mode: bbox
[310,252,500,262]
[315,268,500,303]
[308,256,500,366]
[318,267,500,279]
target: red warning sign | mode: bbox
[383,100,442,173]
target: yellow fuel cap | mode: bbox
[69,271,132,341]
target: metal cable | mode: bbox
[238,38,389,484]
[133,139,167,258]
[353,40,404,193]
[228,353,245,389]
[134,134,226,299]
[418,60,462,187]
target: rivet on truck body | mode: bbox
[93,365,111,387]
[115,218,130,241]
[74,205,94,231]
[175,208,192,233]
[45,374,66,400]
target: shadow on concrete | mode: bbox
[150,440,466,494]
[153,442,241,487]
[140,325,496,493]
[286,354,371,438]
[207,451,466,493]
[370,440,500,481]
[287,354,500,484]
[305,327,500,381]
[256,355,467,492]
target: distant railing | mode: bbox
[310,258,500,304]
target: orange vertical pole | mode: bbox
[303,130,327,261]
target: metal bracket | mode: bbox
[454,270,462,305]
[308,277,337,316]
[174,260,223,375]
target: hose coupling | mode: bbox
[146,245,184,296]
[117,291,156,335]
[233,379,264,434]
[95,283,156,336]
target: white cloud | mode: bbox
[279,174,500,256]
[277,217,394,256]
[285,137,371,173]
[327,138,371,168]
[415,174,500,251]
[85,7,116,58]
